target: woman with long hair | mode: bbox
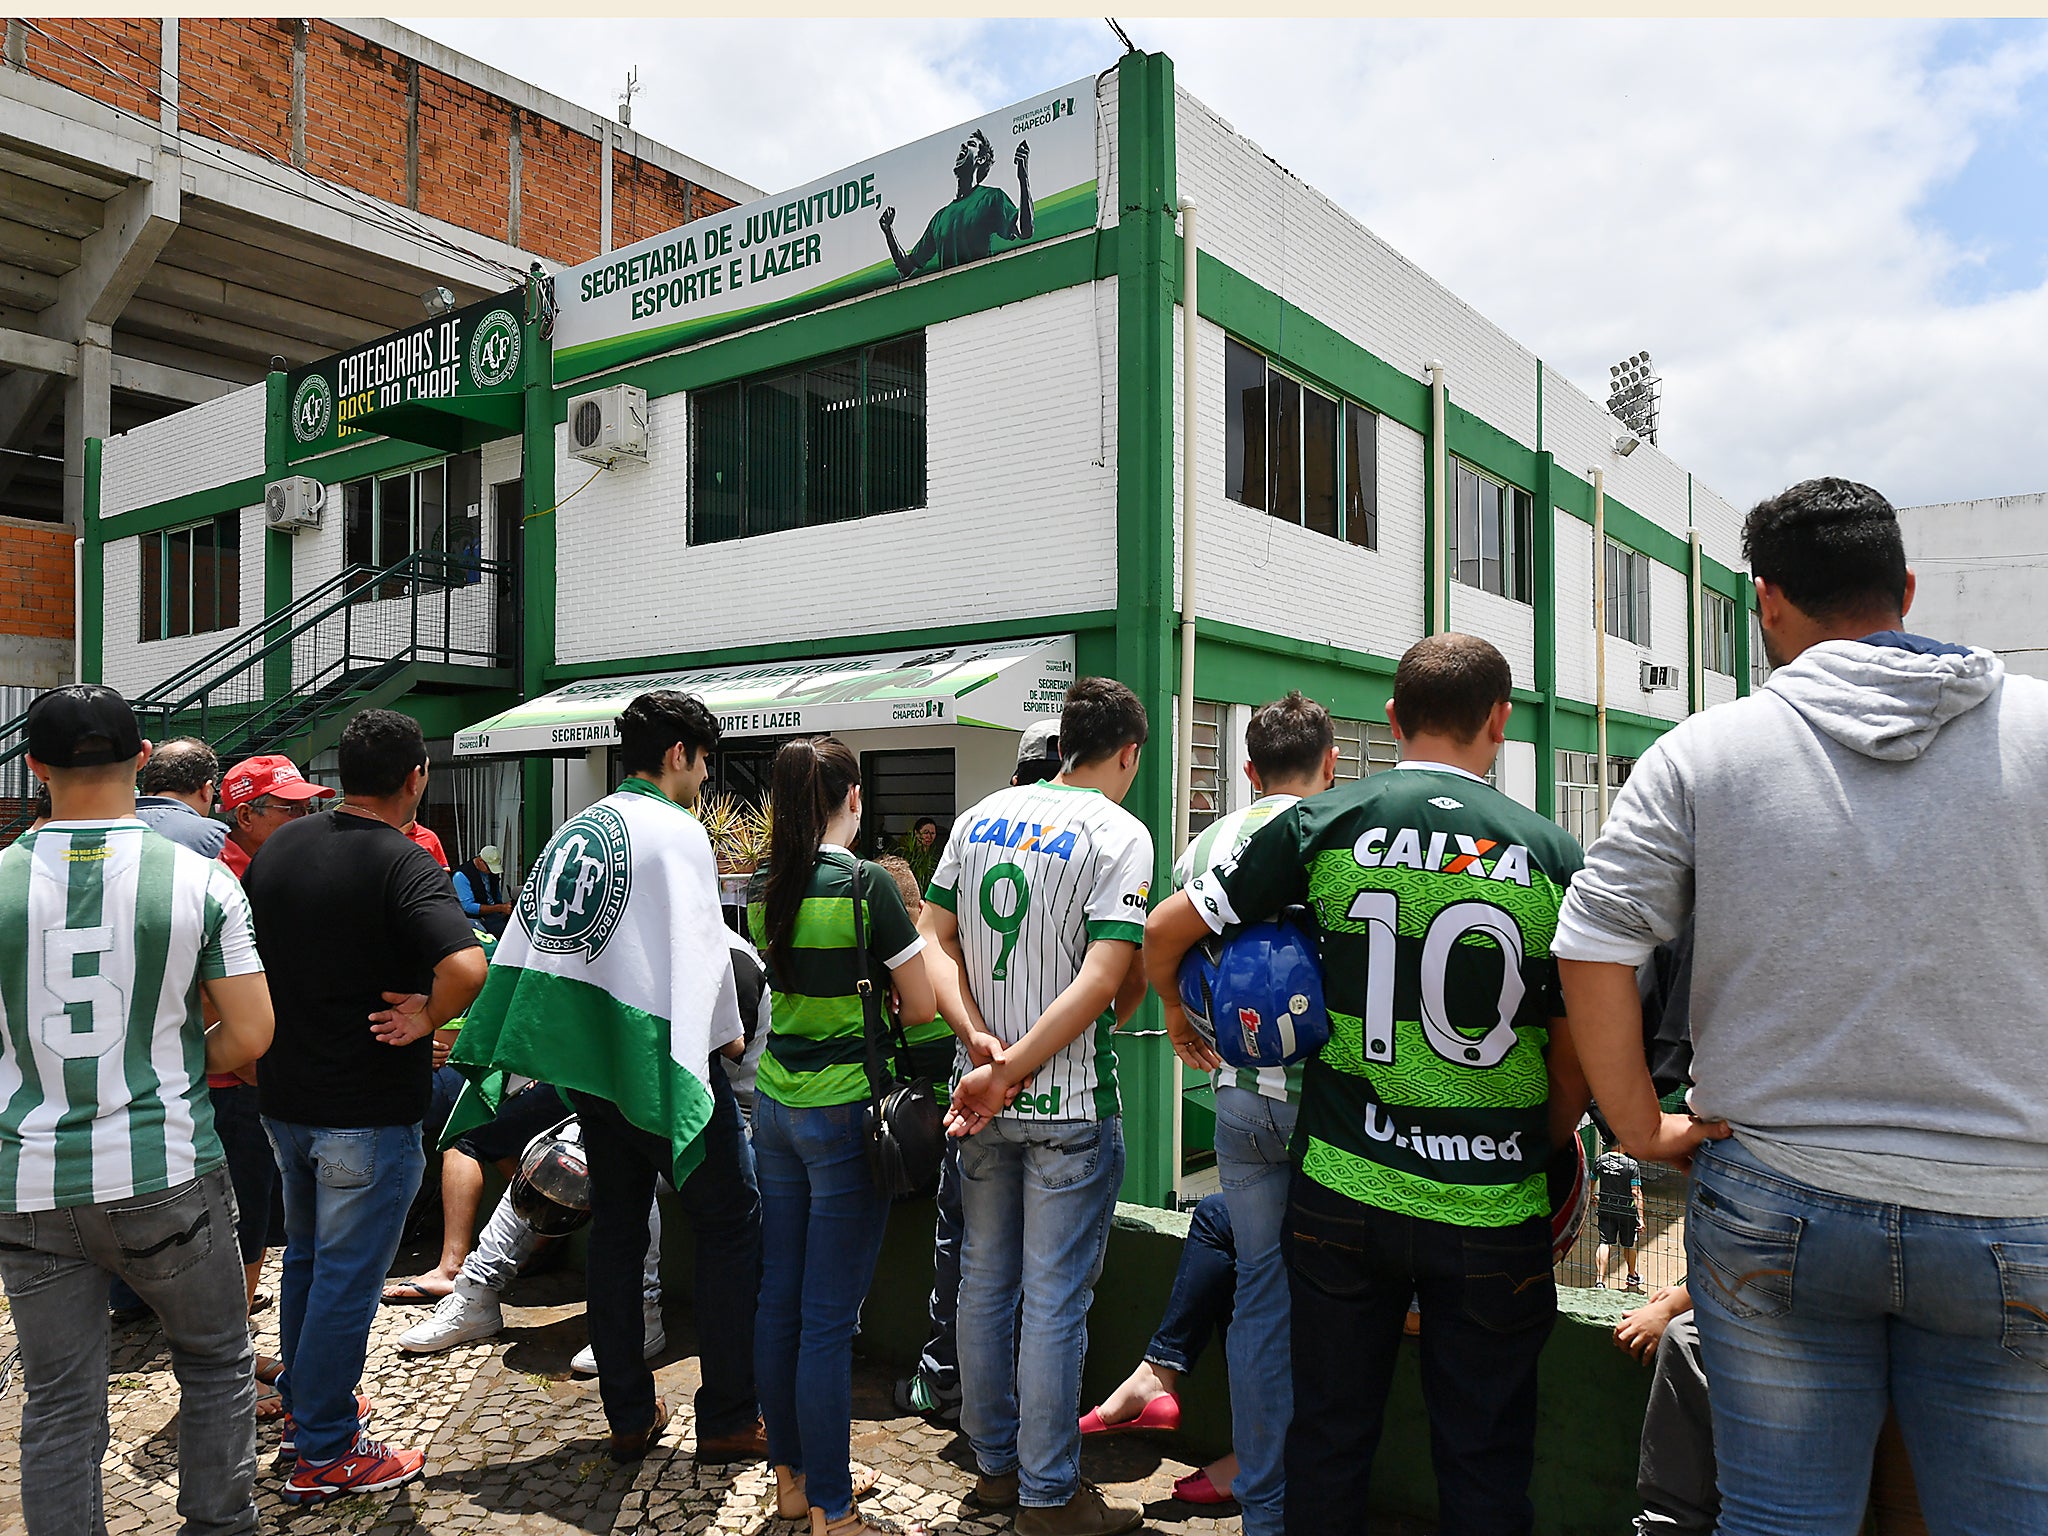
[748,737,938,1536]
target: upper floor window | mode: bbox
[140,512,240,642]
[1750,609,1771,688]
[1449,461,1532,602]
[690,333,927,546]
[342,452,482,598]
[1223,338,1379,549]
[1701,589,1736,675]
[1604,538,1652,645]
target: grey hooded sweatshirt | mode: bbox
[1553,637,2048,1216]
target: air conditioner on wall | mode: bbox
[567,384,649,468]
[264,475,325,532]
[1640,663,1678,692]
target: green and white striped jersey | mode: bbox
[927,782,1154,1122]
[1171,794,1303,1106]
[0,820,260,1212]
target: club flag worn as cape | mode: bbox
[443,778,741,1185]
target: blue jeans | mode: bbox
[957,1115,1125,1509]
[264,1120,425,1466]
[0,1167,258,1534]
[1688,1135,2048,1536]
[917,1135,964,1391]
[1214,1087,1296,1536]
[1145,1191,1235,1372]
[753,1095,891,1520]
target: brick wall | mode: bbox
[9,17,737,263]
[17,18,159,120]
[178,17,294,163]
[417,66,510,235]
[301,22,410,207]
[0,522,76,643]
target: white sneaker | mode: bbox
[570,1307,666,1375]
[399,1284,503,1353]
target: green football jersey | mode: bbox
[905,185,1021,275]
[1189,764,1583,1227]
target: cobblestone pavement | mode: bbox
[0,1251,1433,1535]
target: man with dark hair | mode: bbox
[0,686,275,1536]
[447,690,762,1464]
[136,736,228,857]
[928,679,1153,1536]
[880,128,1034,280]
[1102,690,1337,1536]
[241,708,488,1502]
[1146,636,1589,1536]
[218,755,335,878]
[1557,476,2048,1532]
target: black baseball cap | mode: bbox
[26,685,145,768]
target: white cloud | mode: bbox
[411,17,2048,510]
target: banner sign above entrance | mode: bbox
[455,634,1076,757]
[551,76,1099,380]
[285,287,526,460]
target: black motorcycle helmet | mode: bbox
[509,1128,593,1237]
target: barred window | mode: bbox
[1331,715,1398,783]
[690,334,926,545]
[1188,700,1225,838]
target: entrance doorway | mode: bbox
[859,748,955,862]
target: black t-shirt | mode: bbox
[243,808,480,1127]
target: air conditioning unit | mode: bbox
[264,475,325,532]
[1640,662,1678,692]
[567,384,648,467]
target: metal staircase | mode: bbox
[0,550,514,837]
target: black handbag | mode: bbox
[847,854,948,1198]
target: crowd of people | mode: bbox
[0,476,2042,1536]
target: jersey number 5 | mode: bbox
[979,863,1030,981]
[38,925,130,1060]
[1344,892,1525,1070]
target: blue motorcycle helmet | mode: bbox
[1177,909,1331,1070]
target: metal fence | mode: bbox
[1556,1160,1690,1294]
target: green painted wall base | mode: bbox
[644,1192,1648,1535]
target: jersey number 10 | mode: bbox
[1344,892,1525,1070]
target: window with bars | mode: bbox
[1331,715,1399,783]
[690,333,926,545]
[1701,589,1736,674]
[1554,750,1638,847]
[1186,700,1227,838]
[1604,539,1652,645]
[1223,338,1379,549]
[141,513,242,642]
[1448,460,1533,602]
[342,453,483,599]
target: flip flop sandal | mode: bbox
[254,1378,286,1421]
[254,1355,285,1386]
[381,1279,451,1304]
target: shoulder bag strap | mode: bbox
[848,856,894,1104]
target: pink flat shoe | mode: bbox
[1173,1470,1236,1505]
[1078,1393,1181,1436]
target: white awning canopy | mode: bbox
[455,634,1075,757]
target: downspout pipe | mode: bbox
[1174,200,1199,856]
[73,536,84,683]
[1171,199,1197,1209]
[1427,360,1447,634]
[1688,529,1704,714]
[1591,466,1609,824]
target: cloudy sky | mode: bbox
[414,17,2048,512]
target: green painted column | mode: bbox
[1532,452,1558,818]
[81,436,103,684]
[1114,50,1179,1211]
[520,276,559,866]
[262,371,295,700]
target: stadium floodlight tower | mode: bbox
[1606,350,1660,448]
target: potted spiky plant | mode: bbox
[698,791,770,876]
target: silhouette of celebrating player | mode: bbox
[880,129,1034,280]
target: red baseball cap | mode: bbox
[220,754,336,813]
